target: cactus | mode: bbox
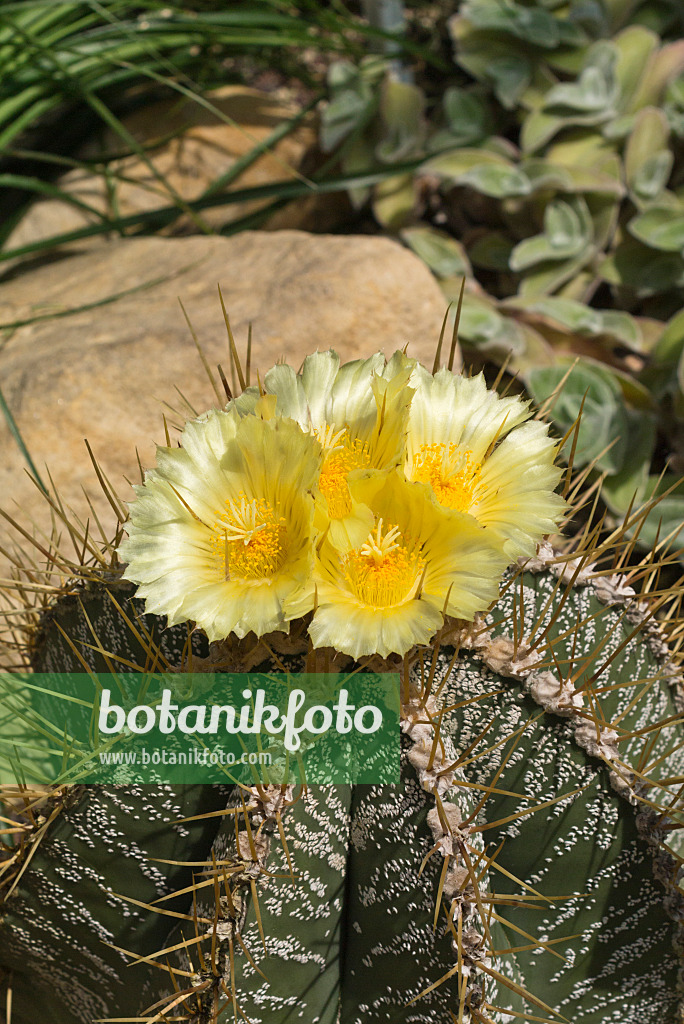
[3,542,683,1022]
[1,341,683,1024]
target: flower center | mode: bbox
[343,519,424,608]
[212,493,286,581]
[412,443,482,513]
[316,426,370,519]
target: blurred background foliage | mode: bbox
[3,0,684,556]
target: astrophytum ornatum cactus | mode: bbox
[0,339,682,1024]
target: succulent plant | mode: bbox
[1,333,683,1024]
[317,1,684,558]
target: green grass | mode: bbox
[0,0,433,481]
[0,1,428,256]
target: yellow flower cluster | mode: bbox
[118,351,565,658]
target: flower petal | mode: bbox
[406,369,565,557]
[118,412,321,639]
[307,470,507,658]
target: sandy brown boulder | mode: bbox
[0,231,455,589]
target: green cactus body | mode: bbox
[0,783,228,1021]
[164,559,684,1024]
[0,582,226,1021]
[4,552,682,1024]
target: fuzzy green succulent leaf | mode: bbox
[457,294,510,340]
[510,198,592,270]
[429,86,492,149]
[371,172,415,229]
[457,293,528,356]
[456,161,533,198]
[667,75,684,111]
[649,305,684,369]
[632,150,675,202]
[502,295,605,337]
[625,106,671,194]
[540,160,624,196]
[421,146,515,181]
[600,237,684,295]
[519,45,621,154]
[506,320,556,371]
[545,47,619,114]
[487,56,534,109]
[320,59,379,153]
[545,130,617,171]
[458,0,562,47]
[629,204,684,251]
[448,13,535,109]
[584,190,620,253]
[517,249,596,297]
[597,405,657,511]
[629,38,684,113]
[526,358,630,472]
[520,158,574,191]
[469,230,515,270]
[520,29,678,152]
[602,111,641,139]
[599,308,646,348]
[665,76,684,135]
[612,24,660,110]
[401,225,471,278]
[623,473,684,550]
[375,77,425,163]
[521,108,573,153]
[339,133,377,209]
[459,50,533,110]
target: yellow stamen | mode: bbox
[315,426,370,519]
[211,493,286,580]
[343,519,424,607]
[412,443,481,512]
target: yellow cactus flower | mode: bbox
[235,350,416,548]
[118,410,321,641]
[405,368,565,558]
[286,471,508,659]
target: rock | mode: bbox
[3,87,345,270]
[0,231,456,592]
